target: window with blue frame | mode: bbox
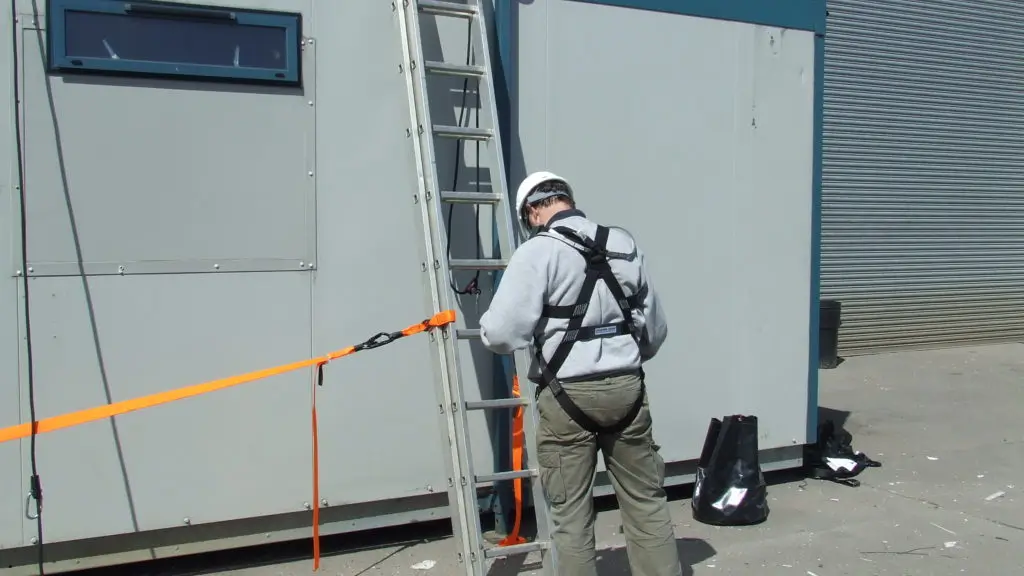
[47,0,302,86]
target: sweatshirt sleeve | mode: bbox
[636,246,668,361]
[479,243,547,355]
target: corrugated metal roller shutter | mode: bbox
[821,0,1024,355]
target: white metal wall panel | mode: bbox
[821,0,1024,354]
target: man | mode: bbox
[479,171,681,576]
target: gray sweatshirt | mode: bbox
[479,210,668,383]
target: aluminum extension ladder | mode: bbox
[394,1,556,575]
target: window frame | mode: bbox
[46,0,303,86]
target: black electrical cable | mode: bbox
[10,1,45,574]
[444,24,483,296]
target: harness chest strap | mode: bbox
[534,224,646,435]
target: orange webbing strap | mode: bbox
[499,374,527,547]
[0,310,456,445]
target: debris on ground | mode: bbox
[984,491,1006,501]
[411,559,436,570]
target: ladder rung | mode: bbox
[433,125,493,141]
[456,328,480,339]
[440,191,502,204]
[476,469,537,484]
[417,0,477,18]
[466,397,529,410]
[450,258,508,271]
[484,540,550,559]
[425,61,487,78]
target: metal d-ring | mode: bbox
[25,492,39,520]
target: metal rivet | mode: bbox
[308,39,314,45]
[321,498,329,506]
[304,502,311,510]
[308,101,314,106]
[15,270,22,276]
[213,264,220,270]
[27,267,33,273]
[308,171,314,177]
[183,517,191,525]
[299,262,306,269]
[427,485,434,493]
[308,262,315,269]
[30,537,38,544]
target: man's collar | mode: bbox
[543,209,586,230]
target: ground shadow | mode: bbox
[486,537,715,576]
[818,406,852,432]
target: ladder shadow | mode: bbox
[485,537,715,576]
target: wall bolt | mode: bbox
[27,267,33,274]
[413,194,419,204]
[427,485,434,493]
[15,270,22,276]
[308,101,314,106]
[304,502,311,510]
[308,39,314,45]
[433,260,440,270]
[183,517,191,525]
[425,190,432,201]
[421,262,427,272]
[321,498,329,506]
[300,261,306,268]
[213,264,220,270]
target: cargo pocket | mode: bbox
[537,451,566,505]
[649,441,666,487]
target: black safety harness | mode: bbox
[533,224,648,435]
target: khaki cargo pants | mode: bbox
[535,372,682,576]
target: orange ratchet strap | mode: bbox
[499,374,527,547]
[0,310,455,444]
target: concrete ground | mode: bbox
[77,344,1024,575]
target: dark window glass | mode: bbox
[63,10,288,71]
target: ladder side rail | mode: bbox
[394,3,481,575]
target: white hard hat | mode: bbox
[514,171,574,233]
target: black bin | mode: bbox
[819,299,842,369]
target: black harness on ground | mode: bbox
[533,224,647,435]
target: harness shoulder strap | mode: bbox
[541,225,645,322]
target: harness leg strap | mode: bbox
[547,377,646,435]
